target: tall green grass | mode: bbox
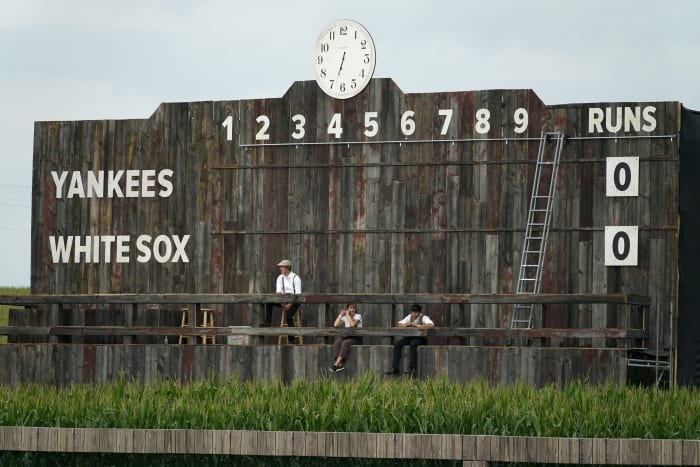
[1,374,698,439]
[0,286,29,344]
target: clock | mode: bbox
[313,19,376,99]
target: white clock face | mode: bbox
[313,19,376,100]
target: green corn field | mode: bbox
[1,375,698,466]
[1,287,698,465]
[1,374,698,439]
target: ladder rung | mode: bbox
[513,131,563,332]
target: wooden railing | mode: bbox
[0,293,649,346]
[0,427,697,465]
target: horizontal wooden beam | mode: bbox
[0,293,651,306]
[0,427,696,464]
[0,326,645,340]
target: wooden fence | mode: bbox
[1,427,698,465]
[0,293,654,386]
[0,292,649,345]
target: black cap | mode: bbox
[409,304,422,312]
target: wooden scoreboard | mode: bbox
[28,19,688,383]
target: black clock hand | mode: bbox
[336,51,346,77]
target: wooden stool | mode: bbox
[178,307,191,344]
[179,307,215,344]
[278,306,303,345]
[200,308,215,344]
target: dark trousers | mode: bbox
[391,336,427,371]
[265,303,300,328]
[332,336,362,361]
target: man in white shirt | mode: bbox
[263,259,302,343]
[385,304,434,377]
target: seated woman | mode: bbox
[329,304,362,372]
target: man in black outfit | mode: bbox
[385,304,434,377]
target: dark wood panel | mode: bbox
[29,80,680,371]
[0,343,628,387]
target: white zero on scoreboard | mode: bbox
[604,226,638,266]
[605,156,640,267]
[606,156,639,197]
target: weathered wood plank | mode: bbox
[0,292,652,306]
[0,325,645,343]
[0,343,630,386]
[558,436,579,464]
[5,427,700,465]
[684,439,700,465]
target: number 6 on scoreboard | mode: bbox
[604,226,638,266]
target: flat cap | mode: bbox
[277,259,292,267]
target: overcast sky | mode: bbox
[1,0,698,287]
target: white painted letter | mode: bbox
[624,107,641,132]
[116,235,130,263]
[107,170,124,198]
[101,235,116,263]
[51,171,68,199]
[141,170,156,197]
[125,170,140,198]
[605,107,623,133]
[642,106,657,132]
[136,235,152,263]
[152,235,172,263]
[86,171,104,198]
[73,236,91,263]
[67,172,86,199]
[49,236,72,263]
[588,108,604,133]
[158,169,174,198]
[171,235,190,263]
